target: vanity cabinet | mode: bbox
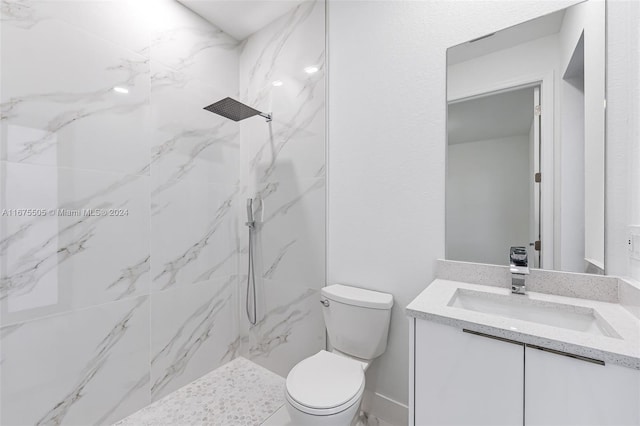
[525,346,640,425]
[414,320,524,425]
[412,319,640,426]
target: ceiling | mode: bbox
[177,0,306,40]
[448,8,566,65]
[448,87,535,145]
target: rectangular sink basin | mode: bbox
[448,289,619,338]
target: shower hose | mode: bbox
[246,225,257,325]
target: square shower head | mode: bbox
[203,97,262,122]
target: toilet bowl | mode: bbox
[284,284,393,426]
[285,351,366,425]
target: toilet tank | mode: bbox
[321,284,393,360]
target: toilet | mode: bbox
[284,284,393,425]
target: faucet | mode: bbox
[509,246,529,295]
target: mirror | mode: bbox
[446,0,606,274]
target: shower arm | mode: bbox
[259,112,272,122]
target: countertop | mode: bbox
[406,279,640,370]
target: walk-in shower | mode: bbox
[204,97,270,325]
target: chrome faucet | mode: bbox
[509,246,529,295]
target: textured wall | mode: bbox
[0,0,241,423]
[607,0,640,281]
[237,0,327,378]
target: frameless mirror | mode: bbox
[446,0,606,274]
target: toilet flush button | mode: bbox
[320,299,330,307]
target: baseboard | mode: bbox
[362,390,408,426]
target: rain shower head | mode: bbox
[203,97,272,122]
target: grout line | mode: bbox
[258,404,287,426]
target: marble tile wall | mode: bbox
[237,0,326,377]
[1,0,326,423]
[0,0,242,424]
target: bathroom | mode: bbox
[0,0,638,425]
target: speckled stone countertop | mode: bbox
[406,279,640,370]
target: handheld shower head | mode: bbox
[246,198,254,223]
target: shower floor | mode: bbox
[114,357,396,426]
[114,357,284,426]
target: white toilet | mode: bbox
[284,284,393,425]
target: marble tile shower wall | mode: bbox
[0,0,242,424]
[237,0,326,377]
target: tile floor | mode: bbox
[262,405,395,426]
[114,357,395,426]
[115,357,285,426]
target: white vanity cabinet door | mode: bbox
[525,346,640,425]
[415,320,524,426]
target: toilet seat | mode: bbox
[285,350,365,416]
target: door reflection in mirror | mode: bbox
[447,87,541,268]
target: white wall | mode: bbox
[327,0,625,410]
[607,0,640,281]
[632,0,640,281]
[558,7,588,271]
[560,0,606,269]
[447,136,530,266]
[559,6,588,272]
[560,76,586,271]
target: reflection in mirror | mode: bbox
[445,0,605,275]
[447,87,541,268]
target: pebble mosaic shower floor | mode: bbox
[114,357,285,426]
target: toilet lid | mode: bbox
[286,350,365,410]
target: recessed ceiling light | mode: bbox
[272,80,283,87]
[113,86,129,94]
[304,66,319,74]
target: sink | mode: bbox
[448,289,620,338]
